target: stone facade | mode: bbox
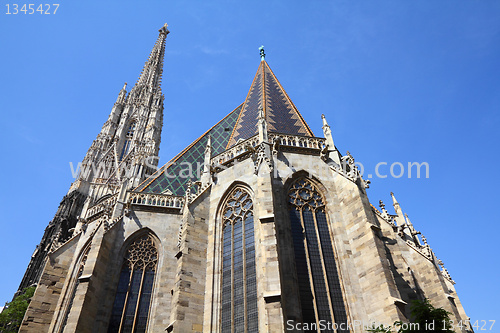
[18,25,471,333]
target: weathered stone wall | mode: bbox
[19,147,470,333]
[273,152,403,329]
[19,234,81,332]
[105,209,184,332]
[37,207,185,332]
[168,192,210,332]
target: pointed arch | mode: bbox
[286,176,350,332]
[120,121,136,161]
[107,230,159,333]
[216,181,255,216]
[218,184,259,333]
[120,227,161,255]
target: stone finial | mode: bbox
[390,192,398,205]
[321,114,336,150]
[404,213,412,225]
[259,45,266,61]
[159,23,170,35]
[321,114,342,165]
[321,114,329,128]
[115,82,129,105]
[390,191,406,226]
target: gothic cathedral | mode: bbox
[17,25,470,333]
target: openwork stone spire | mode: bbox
[134,23,169,92]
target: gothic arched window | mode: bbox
[120,122,136,161]
[288,178,349,333]
[220,187,259,333]
[108,234,158,333]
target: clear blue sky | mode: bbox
[1,0,499,326]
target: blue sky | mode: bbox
[1,0,499,326]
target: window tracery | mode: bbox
[120,122,136,161]
[108,234,158,333]
[288,178,349,333]
[221,187,258,333]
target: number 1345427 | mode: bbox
[5,4,59,14]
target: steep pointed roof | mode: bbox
[136,58,314,195]
[226,60,313,148]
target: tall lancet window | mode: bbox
[288,178,349,333]
[220,187,258,333]
[108,234,158,333]
[120,122,136,161]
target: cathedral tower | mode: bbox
[16,23,169,296]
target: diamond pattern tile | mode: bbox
[227,61,313,148]
[136,104,242,195]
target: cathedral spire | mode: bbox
[134,23,169,92]
[72,25,169,195]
